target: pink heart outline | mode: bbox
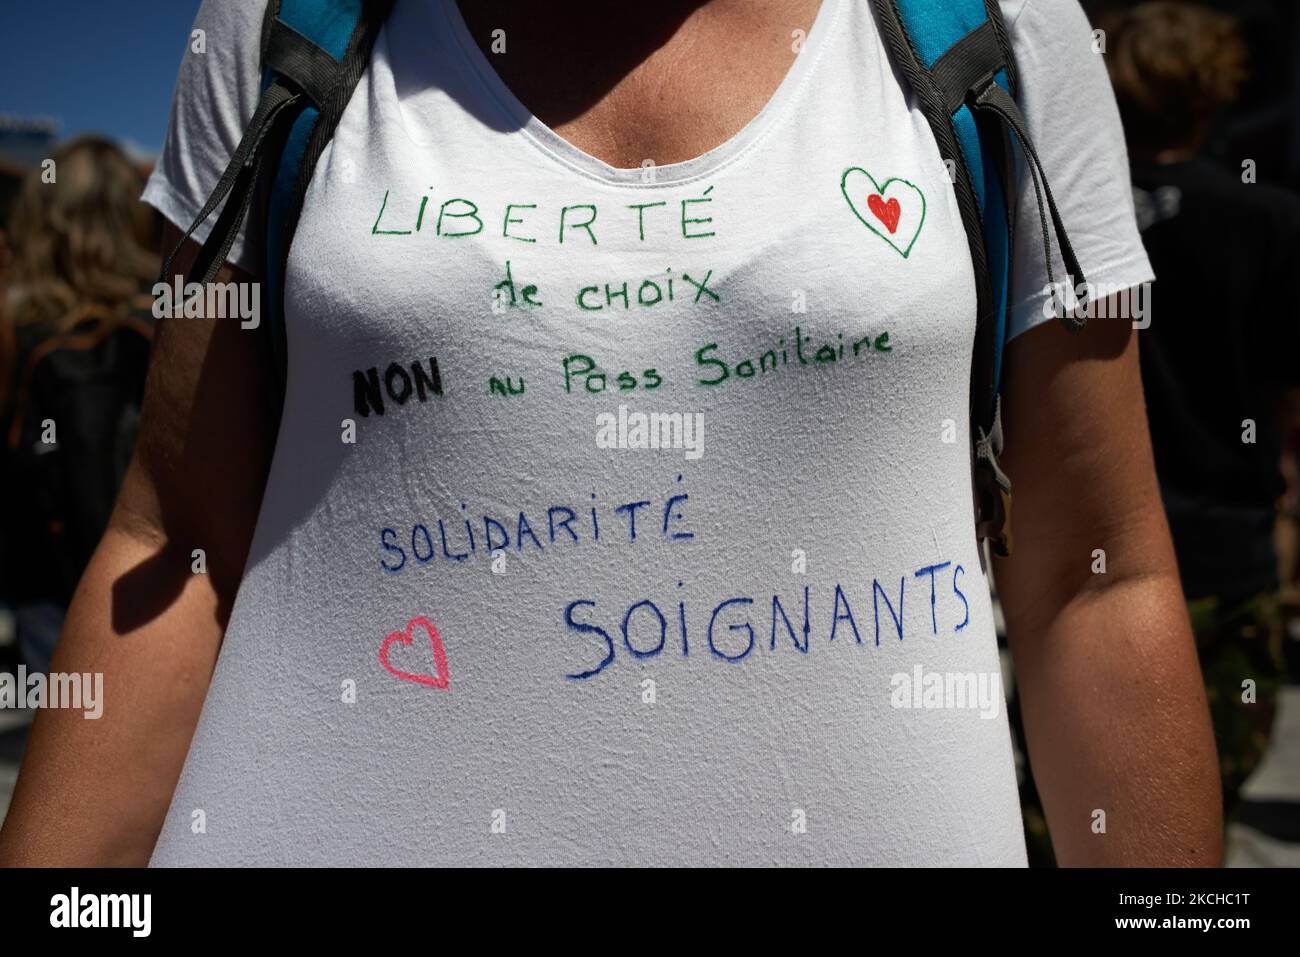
[378,615,450,690]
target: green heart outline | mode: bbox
[840,167,926,258]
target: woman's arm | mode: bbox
[0,227,275,866]
[994,303,1222,866]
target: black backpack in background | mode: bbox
[1,302,153,607]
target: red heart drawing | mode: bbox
[378,615,450,690]
[867,194,902,234]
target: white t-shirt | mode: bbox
[143,0,1152,866]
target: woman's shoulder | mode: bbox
[144,0,274,278]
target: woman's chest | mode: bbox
[453,0,827,171]
[280,0,978,427]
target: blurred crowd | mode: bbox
[1,0,1300,865]
[0,137,158,676]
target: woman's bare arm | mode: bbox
[994,304,1222,866]
[0,226,275,866]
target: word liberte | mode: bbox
[152,274,260,329]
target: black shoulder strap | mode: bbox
[873,0,1091,556]
[159,0,393,402]
[263,0,394,397]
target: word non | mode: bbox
[353,356,443,416]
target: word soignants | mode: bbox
[563,560,971,680]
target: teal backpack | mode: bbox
[162,0,1088,557]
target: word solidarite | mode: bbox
[380,477,694,574]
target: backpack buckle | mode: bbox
[973,400,1012,557]
[974,458,1012,557]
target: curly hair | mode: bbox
[1102,1,1248,152]
[4,135,157,335]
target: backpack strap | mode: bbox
[160,0,392,407]
[261,0,393,400]
[872,0,1089,557]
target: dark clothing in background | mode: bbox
[1133,158,1300,601]
[0,306,151,610]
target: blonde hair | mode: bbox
[5,135,158,335]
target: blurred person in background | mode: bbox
[1103,2,1300,822]
[0,135,156,675]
